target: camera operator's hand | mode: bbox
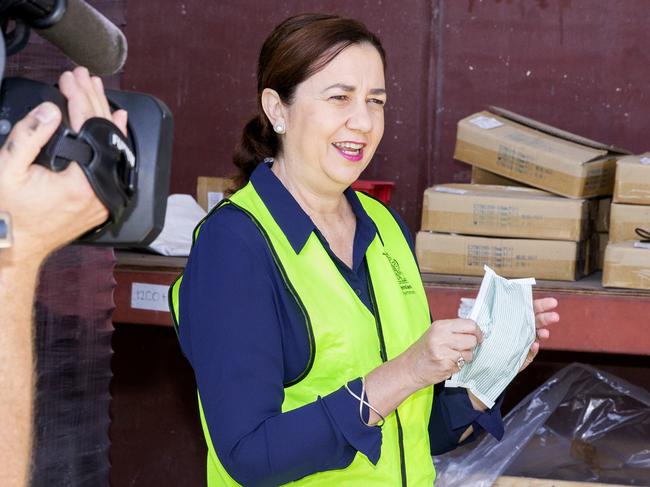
[59,66,128,133]
[0,66,127,267]
[0,67,128,487]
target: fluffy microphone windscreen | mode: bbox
[35,0,127,76]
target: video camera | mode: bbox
[0,0,172,247]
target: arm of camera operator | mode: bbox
[0,66,126,487]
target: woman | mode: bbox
[170,13,559,486]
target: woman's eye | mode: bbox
[369,98,386,106]
[329,95,348,102]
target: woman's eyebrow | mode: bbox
[322,83,355,93]
[321,83,386,95]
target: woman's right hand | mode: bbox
[363,318,483,425]
[403,319,483,388]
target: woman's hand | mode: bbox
[463,297,560,415]
[404,318,483,388]
[519,297,560,372]
[365,299,557,425]
[364,318,481,426]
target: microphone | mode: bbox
[35,0,127,75]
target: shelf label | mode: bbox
[131,283,170,312]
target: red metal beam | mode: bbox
[113,261,650,355]
[425,287,650,356]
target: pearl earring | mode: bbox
[274,122,285,134]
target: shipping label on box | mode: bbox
[603,242,650,290]
[415,231,584,281]
[197,176,234,211]
[421,184,589,241]
[609,203,650,243]
[454,108,628,198]
[613,153,650,205]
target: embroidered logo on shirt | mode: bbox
[383,252,415,295]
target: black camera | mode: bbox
[0,0,172,247]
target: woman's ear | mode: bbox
[261,88,287,133]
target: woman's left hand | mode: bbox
[465,296,560,414]
[519,297,559,372]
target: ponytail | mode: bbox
[232,113,279,190]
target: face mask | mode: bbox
[446,265,536,408]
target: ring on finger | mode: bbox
[456,354,465,370]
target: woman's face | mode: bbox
[281,42,386,191]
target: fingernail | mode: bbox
[34,103,58,124]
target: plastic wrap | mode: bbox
[434,363,650,486]
[31,245,115,487]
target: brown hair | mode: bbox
[232,13,386,189]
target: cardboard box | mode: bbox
[613,153,650,205]
[609,203,650,243]
[584,234,593,276]
[196,177,234,211]
[421,184,589,241]
[584,231,609,274]
[453,107,628,198]
[470,166,524,187]
[584,233,596,276]
[415,231,584,281]
[603,242,650,290]
[598,232,608,270]
[595,197,612,233]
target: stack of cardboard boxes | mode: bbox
[417,184,590,279]
[603,153,650,290]
[416,107,628,281]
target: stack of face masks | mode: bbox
[445,265,536,408]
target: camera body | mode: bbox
[0,0,173,248]
[0,77,173,247]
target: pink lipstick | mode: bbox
[332,141,366,162]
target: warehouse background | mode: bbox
[124,0,649,232]
[7,1,650,486]
[118,1,650,483]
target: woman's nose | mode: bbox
[346,100,373,133]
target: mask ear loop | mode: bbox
[635,227,650,243]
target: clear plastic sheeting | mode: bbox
[31,246,115,487]
[434,363,650,486]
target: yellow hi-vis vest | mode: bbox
[169,181,435,486]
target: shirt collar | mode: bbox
[249,161,378,260]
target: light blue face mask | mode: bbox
[446,265,536,408]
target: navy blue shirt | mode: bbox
[179,162,504,486]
